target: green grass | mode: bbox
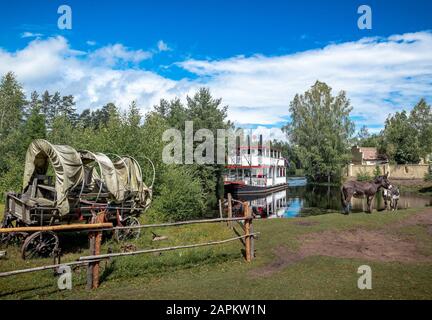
[1,203,432,300]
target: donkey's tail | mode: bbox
[340,187,349,214]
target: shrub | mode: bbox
[373,165,381,178]
[425,170,432,182]
[356,169,371,182]
[287,160,297,176]
[0,156,24,202]
[148,166,206,222]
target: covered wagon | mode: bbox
[1,139,154,259]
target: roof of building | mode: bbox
[359,147,379,160]
[352,146,388,161]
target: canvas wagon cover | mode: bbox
[23,139,84,215]
[114,156,152,208]
[23,140,152,215]
[80,151,151,208]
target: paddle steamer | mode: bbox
[224,135,288,195]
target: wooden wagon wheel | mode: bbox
[115,216,141,241]
[1,232,28,246]
[0,215,28,247]
[21,231,59,260]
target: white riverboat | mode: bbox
[224,135,288,195]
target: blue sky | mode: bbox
[1,0,432,140]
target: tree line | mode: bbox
[0,72,431,220]
[0,72,229,221]
[355,100,432,165]
[281,81,431,183]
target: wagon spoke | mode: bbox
[21,231,59,260]
[115,217,141,241]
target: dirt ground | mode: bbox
[253,208,432,277]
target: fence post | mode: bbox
[92,230,102,288]
[227,193,233,229]
[243,202,252,262]
[86,211,105,290]
[218,199,223,220]
[250,218,255,261]
[86,234,95,290]
[92,211,105,289]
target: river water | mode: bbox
[233,177,432,218]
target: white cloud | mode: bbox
[178,31,432,126]
[21,32,43,38]
[90,43,153,66]
[0,37,183,111]
[0,31,431,132]
[250,126,287,142]
[157,40,171,52]
[86,40,97,46]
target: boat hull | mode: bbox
[224,182,288,195]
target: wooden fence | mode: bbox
[0,194,256,290]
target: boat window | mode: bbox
[236,136,240,157]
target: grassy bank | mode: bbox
[1,203,432,299]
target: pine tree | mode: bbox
[23,91,41,121]
[41,90,52,115]
[48,92,61,124]
[59,95,78,125]
[78,109,93,128]
[24,99,47,143]
[0,72,27,137]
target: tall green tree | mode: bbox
[409,98,432,161]
[154,88,231,207]
[154,98,187,130]
[77,109,93,128]
[41,90,52,115]
[0,72,26,137]
[186,88,231,206]
[24,99,47,143]
[355,125,384,149]
[59,94,78,125]
[383,110,421,164]
[284,81,354,183]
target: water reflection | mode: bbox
[233,177,432,218]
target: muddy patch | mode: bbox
[389,210,432,229]
[300,229,430,263]
[250,246,305,277]
[251,210,432,277]
[252,228,431,277]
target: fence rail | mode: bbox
[0,195,256,290]
[79,233,259,261]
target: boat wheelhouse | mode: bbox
[224,135,288,195]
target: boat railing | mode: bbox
[245,177,267,186]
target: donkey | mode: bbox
[383,184,400,211]
[341,173,391,214]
